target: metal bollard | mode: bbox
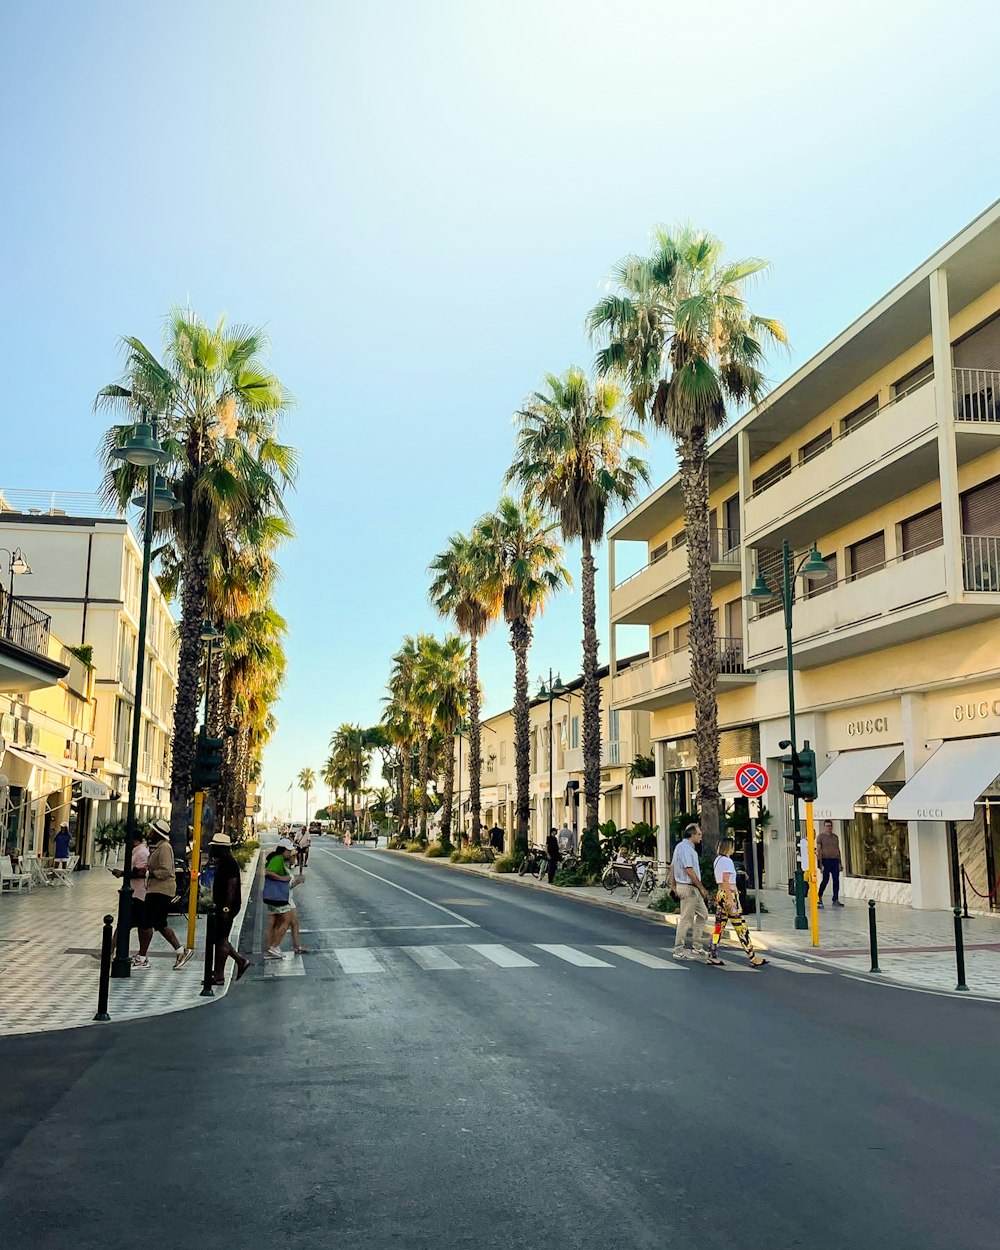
[94,913,114,1021]
[961,871,971,920]
[953,907,970,992]
[200,905,216,997]
[868,900,881,973]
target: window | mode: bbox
[752,457,791,494]
[848,532,885,581]
[844,811,910,881]
[724,598,743,642]
[754,547,784,617]
[499,740,506,765]
[609,709,620,742]
[650,541,669,564]
[804,553,838,598]
[671,529,687,549]
[842,397,879,434]
[800,428,832,463]
[723,493,741,549]
[673,620,690,651]
[961,475,1000,537]
[892,360,932,400]
[570,716,579,749]
[652,631,671,658]
[901,505,943,558]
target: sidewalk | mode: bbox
[0,853,259,1036]
[389,852,1000,1000]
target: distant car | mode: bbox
[309,820,322,837]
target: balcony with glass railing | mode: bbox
[612,637,753,711]
[612,528,742,625]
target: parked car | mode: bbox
[309,820,323,837]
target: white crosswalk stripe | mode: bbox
[402,945,462,970]
[598,945,679,969]
[534,944,613,968]
[763,956,827,975]
[333,948,384,974]
[468,944,538,968]
[263,953,306,977]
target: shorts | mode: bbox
[266,902,294,915]
[215,911,235,943]
[144,892,172,931]
[128,896,147,930]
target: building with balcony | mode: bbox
[0,491,179,831]
[608,198,1000,912]
[447,657,652,850]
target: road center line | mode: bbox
[313,849,480,928]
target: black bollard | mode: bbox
[868,900,881,973]
[961,870,971,920]
[953,907,970,992]
[94,913,114,1021]
[201,905,216,997]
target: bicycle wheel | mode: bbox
[518,858,528,876]
[602,868,618,892]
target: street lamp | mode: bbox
[749,538,830,930]
[536,670,567,840]
[0,547,31,638]
[110,421,181,979]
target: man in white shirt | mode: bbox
[557,822,576,855]
[671,823,711,961]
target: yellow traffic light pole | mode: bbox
[186,790,205,951]
[804,800,820,947]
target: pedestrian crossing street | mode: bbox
[262,941,828,978]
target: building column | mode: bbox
[901,693,952,909]
[654,740,669,864]
[608,537,617,679]
[929,267,962,600]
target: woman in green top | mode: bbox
[264,840,296,959]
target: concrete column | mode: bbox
[900,692,952,909]
[929,267,962,600]
[654,740,669,865]
[608,538,617,679]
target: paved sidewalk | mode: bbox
[386,851,1000,1000]
[0,853,259,1036]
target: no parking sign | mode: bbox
[735,762,768,798]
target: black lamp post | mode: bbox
[749,538,830,930]
[0,547,31,637]
[110,422,181,979]
[536,670,567,839]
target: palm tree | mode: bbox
[387,637,421,834]
[428,530,500,845]
[422,634,468,847]
[507,366,650,832]
[329,724,375,826]
[589,227,786,844]
[96,309,296,851]
[297,767,316,824]
[476,498,570,850]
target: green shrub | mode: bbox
[651,890,680,914]
[387,836,405,849]
[460,847,489,864]
[449,849,463,862]
[493,854,517,873]
[232,839,259,869]
[424,841,450,858]
[404,840,424,853]
[554,866,600,887]
[580,826,607,877]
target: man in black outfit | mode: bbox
[545,827,561,884]
[209,833,249,985]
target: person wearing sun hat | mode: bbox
[137,818,195,971]
[208,833,249,984]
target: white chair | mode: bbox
[49,853,78,886]
[1,855,31,892]
[24,853,53,886]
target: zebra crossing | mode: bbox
[260,941,829,978]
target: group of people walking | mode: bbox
[671,822,768,968]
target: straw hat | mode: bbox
[209,833,232,848]
[148,818,170,840]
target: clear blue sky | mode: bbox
[3,1,1000,819]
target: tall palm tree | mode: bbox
[507,366,650,832]
[476,498,570,850]
[422,634,468,847]
[329,724,374,825]
[428,530,500,845]
[589,227,786,844]
[298,768,316,824]
[97,309,296,851]
[387,637,421,834]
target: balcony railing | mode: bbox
[954,368,1000,424]
[963,533,1000,591]
[0,586,52,657]
[615,528,741,590]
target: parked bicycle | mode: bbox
[518,844,548,879]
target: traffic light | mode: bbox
[779,739,818,802]
[192,727,224,791]
[780,740,798,795]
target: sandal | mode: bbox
[293,946,311,954]
[706,953,725,966]
[749,957,769,968]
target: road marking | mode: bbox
[314,849,480,928]
[598,945,678,969]
[468,944,538,968]
[332,948,384,974]
[535,944,613,968]
[263,954,306,977]
[301,924,467,933]
[766,956,828,975]
[402,945,462,970]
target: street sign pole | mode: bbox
[735,764,769,932]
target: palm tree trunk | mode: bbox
[207,648,224,736]
[468,634,482,845]
[581,536,602,832]
[400,744,412,834]
[511,617,532,849]
[418,728,429,840]
[169,552,210,854]
[681,428,721,848]
[440,733,456,847]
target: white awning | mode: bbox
[888,736,1000,822]
[813,746,903,820]
[72,771,112,800]
[3,745,77,781]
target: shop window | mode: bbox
[752,457,791,495]
[848,532,885,581]
[800,428,832,463]
[901,505,943,558]
[892,360,933,400]
[842,397,879,434]
[844,810,910,881]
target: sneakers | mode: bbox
[817,900,824,909]
[131,955,150,970]
[265,946,286,960]
[173,948,195,971]
[672,949,690,961]
[833,900,845,907]
[706,953,725,966]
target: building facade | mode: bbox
[0,492,179,833]
[449,659,652,849]
[608,200,1000,912]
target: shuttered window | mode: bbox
[754,547,784,617]
[901,505,943,557]
[671,529,687,549]
[800,428,832,462]
[961,475,1000,536]
[954,314,1000,370]
[842,397,879,434]
[724,493,741,547]
[652,630,671,658]
[674,620,690,650]
[650,541,669,564]
[804,553,838,598]
[848,532,885,581]
[892,360,933,399]
[752,457,791,494]
[725,598,743,642]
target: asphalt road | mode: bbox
[1,842,996,1250]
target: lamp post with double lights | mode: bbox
[0,547,31,638]
[110,422,182,979]
[536,670,567,840]
[749,538,830,935]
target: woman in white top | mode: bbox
[707,837,767,968]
